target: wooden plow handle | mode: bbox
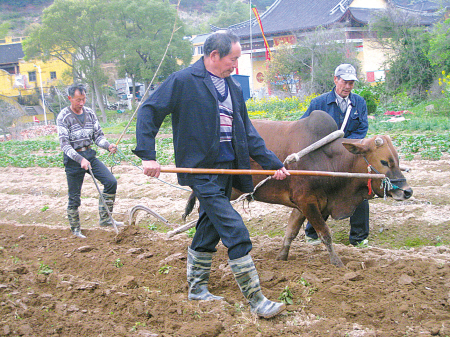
[160,167,385,180]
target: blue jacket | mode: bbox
[301,88,368,139]
[133,57,283,192]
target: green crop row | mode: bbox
[390,133,450,161]
[0,137,175,168]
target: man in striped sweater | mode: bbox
[57,83,122,238]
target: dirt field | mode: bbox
[0,155,449,336]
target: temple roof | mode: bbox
[221,0,447,39]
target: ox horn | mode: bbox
[374,137,384,147]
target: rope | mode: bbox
[110,148,191,192]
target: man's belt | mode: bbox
[76,145,91,152]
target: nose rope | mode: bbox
[362,156,405,199]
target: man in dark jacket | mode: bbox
[133,31,288,319]
[301,63,370,247]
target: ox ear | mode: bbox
[342,141,369,155]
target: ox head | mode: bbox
[342,135,413,201]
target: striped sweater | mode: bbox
[56,106,110,164]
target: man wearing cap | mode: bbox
[300,63,370,248]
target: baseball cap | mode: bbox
[334,64,359,81]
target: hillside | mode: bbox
[0,0,275,37]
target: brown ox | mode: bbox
[232,110,413,267]
[184,110,413,267]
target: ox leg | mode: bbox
[277,209,305,261]
[304,205,344,268]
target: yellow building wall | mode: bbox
[18,57,72,92]
[251,59,268,92]
[361,39,388,73]
[0,38,72,98]
[191,42,203,63]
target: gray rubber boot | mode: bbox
[187,247,224,301]
[99,193,124,227]
[229,255,286,318]
[67,208,86,238]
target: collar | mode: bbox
[191,57,208,78]
[327,87,354,106]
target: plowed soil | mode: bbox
[0,155,449,337]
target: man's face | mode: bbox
[68,89,86,113]
[213,42,241,78]
[334,76,355,98]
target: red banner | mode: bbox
[252,5,272,61]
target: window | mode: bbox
[50,71,57,79]
[28,71,36,82]
[197,45,204,55]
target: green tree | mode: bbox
[108,0,192,98]
[0,22,10,38]
[428,18,450,73]
[265,26,359,96]
[209,0,249,28]
[252,0,275,11]
[23,0,114,122]
[370,8,433,99]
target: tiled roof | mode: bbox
[391,0,450,12]
[0,43,24,65]
[228,0,348,38]
[190,33,211,44]
[226,0,445,39]
[348,7,440,26]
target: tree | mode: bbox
[428,18,450,73]
[23,0,114,122]
[209,0,249,28]
[108,0,192,96]
[370,8,433,99]
[252,0,275,11]
[265,26,359,96]
[0,22,10,39]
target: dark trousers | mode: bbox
[190,162,252,260]
[64,148,117,209]
[305,199,369,245]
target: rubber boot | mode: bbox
[229,255,286,318]
[187,247,224,301]
[67,207,86,238]
[99,193,124,227]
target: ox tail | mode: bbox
[182,192,197,222]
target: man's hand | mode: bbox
[108,144,118,153]
[80,158,91,171]
[142,160,161,178]
[272,166,290,180]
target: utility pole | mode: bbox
[34,64,47,125]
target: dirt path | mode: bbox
[0,157,449,336]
